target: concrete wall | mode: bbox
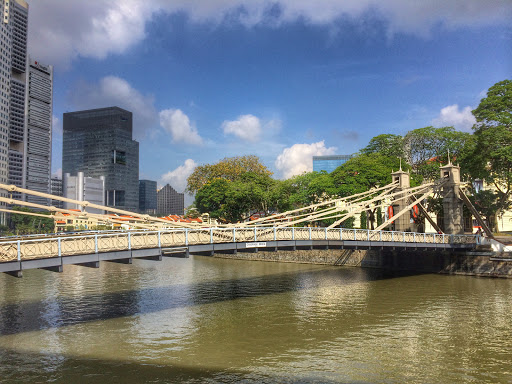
[212,248,512,278]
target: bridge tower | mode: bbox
[440,161,464,234]
[391,167,413,232]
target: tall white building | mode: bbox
[0,0,54,211]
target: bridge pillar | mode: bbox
[391,168,413,232]
[440,162,464,234]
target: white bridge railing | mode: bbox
[0,227,478,263]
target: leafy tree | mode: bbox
[470,79,512,225]
[186,155,272,193]
[331,153,412,229]
[195,178,231,222]
[467,189,500,232]
[362,134,405,159]
[9,206,54,234]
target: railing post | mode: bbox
[210,228,213,244]
[292,227,295,240]
[128,232,132,250]
[380,231,382,241]
[367,229,370,241]
[309,227,312,240]
[325,227,328,240]
[274,226,277,241]
[340,227,343,240]
[233,228,236,243]
[95,234,98,253]
[58,238,62,257]
[391,232,394,242]
[158,231,161,248]
[424,233,426,243]
[254,227,257,241]
[17,240,21,261]
[185,229,189,246]
[353,229,356,240]
[403,232,405,242]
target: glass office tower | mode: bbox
[313,155,353,173]
[62,107,139,212]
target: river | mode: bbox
[0,256,511,383]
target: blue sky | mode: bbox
[27,1,511,202]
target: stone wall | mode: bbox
[212,248,512,278]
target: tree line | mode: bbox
[187,79,511,232]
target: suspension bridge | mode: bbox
[0,161,493,277]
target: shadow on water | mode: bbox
[0,262,425,337]
[0,347,365,384]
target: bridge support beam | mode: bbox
[440,162,464,234]
[391,168,414,232]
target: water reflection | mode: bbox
[0,256,511,383]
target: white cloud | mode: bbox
[159,109,203,145]
[160,159,198,193]
[52,115,62,136]
[222,114,262,142]
[70,76,158,139]
[275,140,337,179]
[432,104,476,131]
[29,1,512,67]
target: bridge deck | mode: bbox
[0,227,478,276]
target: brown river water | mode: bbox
[0,255,511,383]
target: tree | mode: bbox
[331,153,413,229]
[403,126,472,180]
[362,134,405,159]
[471,79,512,225]
[9,206,54,234]
[186,155,273,193]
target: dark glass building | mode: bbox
[62,107,139,212]
[157,184,184,216]
[139,179,157,214]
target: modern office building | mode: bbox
[139,179,157,215]
[62,172,105,214]
[4,0,30,207]
[50,177,63,209]
[23,57,53,205]
[62,107,139,212]
[313,155,353,173]
[157,184,184,216]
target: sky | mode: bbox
[27,0,511,204]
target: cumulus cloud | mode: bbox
[52,115,62,136]
[275,141,337,179]
[70,76,158,139]
[160,159,198,193]
[432,104,476,131]
[29,1,512,67]
[159,109,203,145]
[222,114,262,142]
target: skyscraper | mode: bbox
[62,107,139,212]
[23,57,53,205]
[139,179,157,214]
[157,184,184,216]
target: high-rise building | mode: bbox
[139,179,157,215]
[313,155,353,173]
[50,176,63,209]
[63,172,105,214]
[2,0,30,208]
[157,184,184,216]
[3,1,53,209]
[23,57,53,205]
[62,107,139,212]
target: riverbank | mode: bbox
[214,247,512,278]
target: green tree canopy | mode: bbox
[470,79,512,220]
[186,155,272,193]
[403,126,472,180]
[361,134,405,159]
